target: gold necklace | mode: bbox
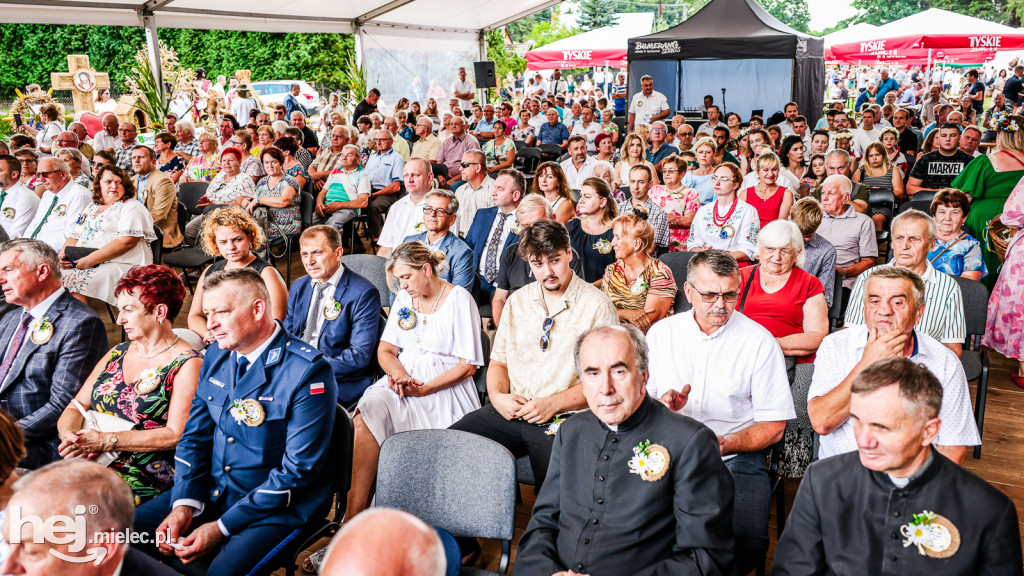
[133,336,179,359]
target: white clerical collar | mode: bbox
[888,451,934,488]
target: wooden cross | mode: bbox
[51,55,111,115]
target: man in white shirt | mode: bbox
[528,100,547,132]
[24,157,90,252]
[844,210,966,357]
[774,102,800,136]
[454,150,495,232]
[451,67,476,113]
[549,70,569,96]
[647,249,794,573]
[92,113,120,152]
[571,105,602,153]
[852,107,882,158]
[809,265,979,464]
[0,154,40,238]
[377,158,442,260]
[559,136,596,189]
[627,74,670,132]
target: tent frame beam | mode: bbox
[483,0,561,32]
[354,0,418,27]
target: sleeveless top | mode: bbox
[859,166,895,194]
[744,185,787,229]
[207,256,274,275]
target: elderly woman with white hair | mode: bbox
[590,160,626,202]
[737,219,829,363]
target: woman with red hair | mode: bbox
[56,265,201,504]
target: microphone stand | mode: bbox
[721,87,727,115]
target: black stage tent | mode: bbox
[627,0,824,127]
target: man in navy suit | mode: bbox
[135,268,337,576]
[464,169,524,302]
[0,239,107,469]
[286,225,381,407]
[404,189,474,294]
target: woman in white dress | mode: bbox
[60,165,156,305]
[687,162,760,265]
[347,241,483,518]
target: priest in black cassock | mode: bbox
[773,357,1022,576]
[515,325,734,576]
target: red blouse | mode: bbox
[739,265,825,363]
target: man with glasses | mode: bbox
[365,130,406,244]
[675,121,696,152]
[24,157,91,252]
[451,219,617,500]
[309,126,350,192]
[452,150,494,231]
[410,117,441,162]
[314,144,369,236]
[0,154,39,238]
[435,117,479,188]
[114,122,138,176]
[906,123,973,198]
[646,121,679,174]
[402,189,474,294]
[646,249,794,575]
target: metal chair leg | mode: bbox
[974,349,990,459]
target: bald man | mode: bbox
[320,509,449,576]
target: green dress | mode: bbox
[950,154,1024,288]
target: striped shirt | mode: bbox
[843,262,966,344]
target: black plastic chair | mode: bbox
[162,201,215,294]
[430,162,449,182]
[515,148,542,175]
[474,328,491,405]
[177,182,209,216]
[290,405,355,576]
[897,192,937,215]
[513,140,528,150]
[827,273,844,333]
[538,144,562,164]
[150,227,164,264]
[658,251,695,313]
[950,275,991,459]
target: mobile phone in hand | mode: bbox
[13,113,22,128]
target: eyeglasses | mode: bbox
[540,317,553,352]
[711,176,734,183]
[460,162,481,168]
[689,286,740,304]
[37,170,60,177]
[118,129,136,133]
[662,169,680,174]
[422,206,453,217]
[651,128,666,133]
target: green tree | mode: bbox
[0,24,353,98]
[527,20,579,48]
[577,0,620,31]
[759,0,812,32]
[486,29,527,85]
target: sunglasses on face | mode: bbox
[460,162,481,168]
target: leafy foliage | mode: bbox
[0,24,353,98]
[840,0,1022,27]
[759,0,812,32]
[578,0,620,31]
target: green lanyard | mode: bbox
[30,195,59,239]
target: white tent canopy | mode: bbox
[823,22,878,48]
[859,8,1020,40]
[0,0,564,107]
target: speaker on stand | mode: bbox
[474,61,497,88]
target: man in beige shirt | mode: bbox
[410,117,441,162]
[451,219,618,490]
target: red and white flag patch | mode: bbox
[310,383,325,395]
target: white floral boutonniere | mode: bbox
[627,439,670,482]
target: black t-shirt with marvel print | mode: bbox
[909,149,974,190]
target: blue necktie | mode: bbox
[235,355,249,388]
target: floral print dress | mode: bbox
[91,343,201,505]
[648,184,701,251]
[984,176,1024,361]
[255,174,301,241]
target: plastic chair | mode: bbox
[340,254,390,310]
[473,328,491,404]
[290,405,355,575]
[538,144,562,164]
[515,148,542,175]
[162,202,216,294]
[268,191,314,285]
[150,227,164,264]
[376,430,517,574]
[950,275,990,459]
[897,192,937,215]
[177,182,210,216]
[827,273,844,333]
[658,251,695,313]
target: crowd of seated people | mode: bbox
[0,66,1022,576]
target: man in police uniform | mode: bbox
[135,268,337,576]
[516,325,734,576]
[773,357,1021,576]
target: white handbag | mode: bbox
[71,399,136,467]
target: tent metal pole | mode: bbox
[479,29,488,105]
[141,11,163,93]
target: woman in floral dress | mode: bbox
[245,146,300,243]
[984,175,1024,387]
[57,265,200,504]
[647,154,700,251]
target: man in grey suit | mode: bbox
[0,239,107,468]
